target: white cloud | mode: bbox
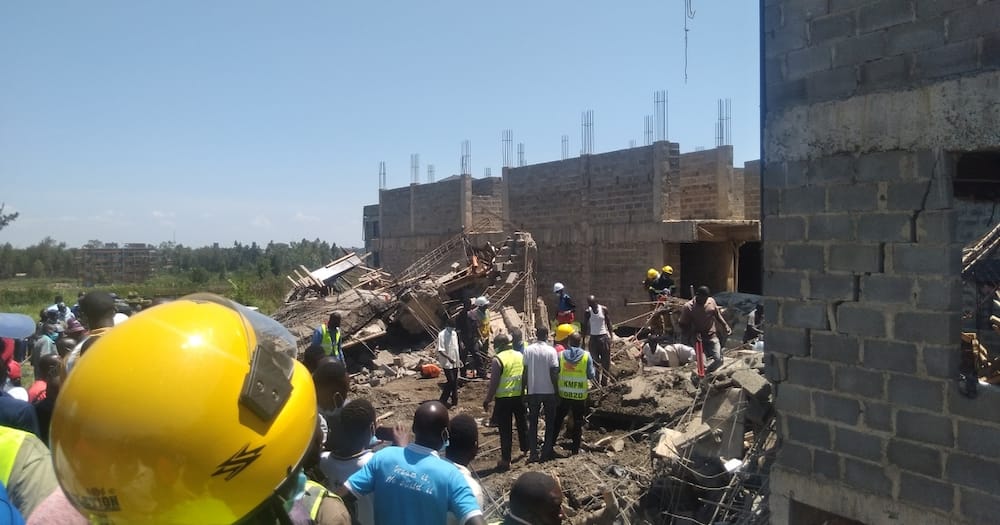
[292,211,319,223]
[251,215,272,228]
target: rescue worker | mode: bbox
[583,296,613,387]
[553,283,576,324]
[553,323,575,353]
[468,297,491,379]
[483,334,528,471]
[677,286,731,374]
[555,333,595,455]
[312,313,344,363]
[49,293,350,524]
[643,269,661,301]
[655,266,676,297]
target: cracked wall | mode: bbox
[763,1,1000,524]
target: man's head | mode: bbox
[412,400,450,450]
[312,358,350,411]
[587,295,597,308]
[65,318,87,338]
[38,353,63,382]
[54,295,64,305]
[302,344,326,373]
[303,415,327,471]
[568,332,583,349]
[327,312,341,329]
[755,303,764,315]
[57,337,78,358]
[493,333,512,351]
[79,291,117,329]
[510,328,523,350]
[330,398,376,457]
[695,286,711,306]
[535,326,550,342]
[445,414,479,467]
[509,472,563,525]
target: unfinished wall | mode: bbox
[764,2,1000,524]
[677,147,737,220]
[744,160,761,220]
[471,177,504,232]
[378,186,412,240]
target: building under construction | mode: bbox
[363,142,761,324]
[77,243,156,284]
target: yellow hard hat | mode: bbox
[646,268,659,280]
[662,265,674,275]
[51,293,317,524]
[555,323,575,342]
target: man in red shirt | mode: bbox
[677,286,731,373]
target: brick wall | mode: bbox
[378,186,412,239]
[764,1,1000,524]
[411,178,464,236]
[677,146,737,219]
[471,177,504,232]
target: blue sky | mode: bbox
[0,1,759,249]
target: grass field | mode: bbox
[0,273,289,317]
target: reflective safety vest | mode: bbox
[320,325,342,358]
[558,352,589,400]
[495,349,524,398]
[0,426,27,486]
[290,480,342,524]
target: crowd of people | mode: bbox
[0,273,743,523]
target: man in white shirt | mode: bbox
[583,296,613,387]
[437,316,462,407]
[320,399,377,525]
[521,326,559,463]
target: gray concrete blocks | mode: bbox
[783,244,825,270]
[786,415,832,448]
[896,410,954,446]
[813,330,862,365]
[806,65,860,101]
[858,212,912,242]
[777,440,813,473]
[892,243,959,275]
[863,400,893,431]
[809,273,857,301]
[899,473,954,511]
[885,18,946,55]
[833,426,883,461]
[858,0,914,33]
[946,3,1000,42]
[837,303,887,337]
[887,438,943,476]
[956,420,1000,459]
[829,243,882,273]
[946,453,1000,494]
[894,311,958,345]
[775,384,813,416]
[887,374,944,411]
[808,214,855,241]
[833,30,888,67]
[860,274,914,304]
[913,40,979,80]
[787,357,834,389]
[815,392,863,425]
[859,55,912,91]
[835,364,884,398]
[843,457,893,497]
[763,216,807,241]
[862,339,918,373]
[787,44,833,80]
[768,326,813,357]
[783,300,830,329]
[812,449,841,480]
[764,270,807,297]
[810,12,857,44]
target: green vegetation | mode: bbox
[0,238,358,317]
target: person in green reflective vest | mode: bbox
[556,332,595,456]
[482,334,528,472]
[311,313,344,363]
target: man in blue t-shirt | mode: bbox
[339,401,484,525]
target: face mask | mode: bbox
[281,470,308,513]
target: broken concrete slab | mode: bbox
[731,369,772,403]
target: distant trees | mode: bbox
[0,204,18,231]
[0,237,355,282]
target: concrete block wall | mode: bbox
[744,160,761,220]
[378,186,412,239]
[677,146,737,220]
[410,178,465,236]
[471,177,504,232]
[764,1,1000,524]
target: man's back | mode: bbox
[523,341,557,395]
[0,395,38,437]
[346,444,480,525]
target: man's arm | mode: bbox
[482,358,502,409]
[311,328,323,347]
[582,309,591,334]
[603,306,613,333]
[586,354,596,381]
[713,303,731,335]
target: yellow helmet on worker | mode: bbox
[50,293,317,524]
[662,265,674,275]
[554,323,576,342]
[646,268,659,280]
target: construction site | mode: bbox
[270,128,776,524]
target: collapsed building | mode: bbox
[363,144,761,326]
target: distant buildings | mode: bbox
[77,243,156,284]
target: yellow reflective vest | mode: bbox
[0,426,27,486]
[495,349,524,398]
[320,325,342,358]
[559,352,589,400]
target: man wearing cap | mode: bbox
[482,333,528,471]
[677,285,731,373]
[43,296,74,325]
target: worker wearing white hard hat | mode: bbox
[553,283,575,325]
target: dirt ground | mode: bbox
[349,338,707,522]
